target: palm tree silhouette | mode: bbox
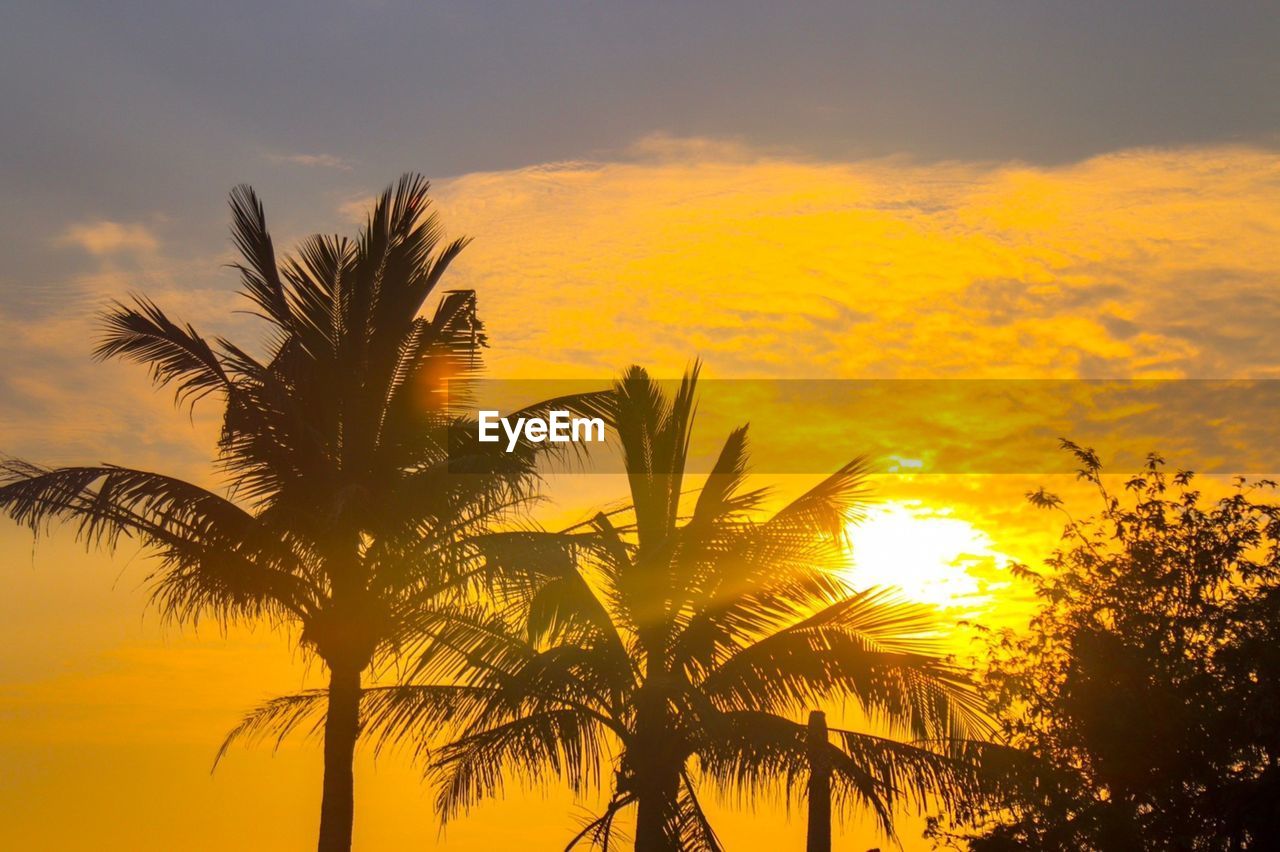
[235,364,989,849]
[0,174,607,852]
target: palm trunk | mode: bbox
[806,710,832,852]
[633,766,680,852]
[633,671,680,852]
[317,663,361,852]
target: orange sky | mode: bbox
[2,139,1280,849]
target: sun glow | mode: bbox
[845,502,1014,616]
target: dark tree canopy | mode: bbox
[947,442,1280,851]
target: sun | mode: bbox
[844,501,1013,616]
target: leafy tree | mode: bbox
[0,175,607,852]
[233,364,994,850]
[950,442,1280,851]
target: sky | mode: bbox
[1,2,1279,850]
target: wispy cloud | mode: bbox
[623,132,760,163]
[266,152,353,170]
[58,221,159,256]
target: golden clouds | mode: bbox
[430,140,1280,380]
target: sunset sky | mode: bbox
[2,2,1279,850]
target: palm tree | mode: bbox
[0,174,607,852]
[230,364,991,849]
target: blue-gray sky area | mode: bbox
[2,1,1277,298]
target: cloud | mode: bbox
[266,152,353,170]
[4,223,247,479]
[421,139,1280,382]
[623,131,761,163]
[59,221,159,256]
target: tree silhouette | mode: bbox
[948,444,1280,850]
[233,364,994,849]
[0,174,608,852]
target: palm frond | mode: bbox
[216,684,497,770]
[565,793,635,851]
[432,708,608,822]
[700,589,988,739]
[0,461,318,626]
[227,184,292,337]
[697,710,990,838]
[689,425,766,526]
[95,297,232,409]
[672,771,723,852]
[769,456,874,543]
[215,689,330,768]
